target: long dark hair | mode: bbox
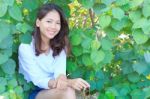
[32,3,70,57]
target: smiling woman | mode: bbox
[18,3,90,99]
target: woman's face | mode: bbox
[36,10,61,41]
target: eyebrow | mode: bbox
[47,18,60,22]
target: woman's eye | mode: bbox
[56,22,60,25]
[47,21,52,23]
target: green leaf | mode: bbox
[67,60,78,72]
[91,39,101,50]
[142,3,150,17]
[93,3,108,15]
[0,3,7,17]
[0,53,9,65]
[16,23,32,33]
[78,0,94,9]
[4,0,14,6]
[101,0,114,5]
[82,54,93,66]
[0,77,7,86]
[112,7,124,20]
[133,62,148,75]
[72,46,82,57]
[129,10,142,23]
[0,22,10,43]
[105,28,119,39]
[130,89,145,99]
[101,38,112,50]
[132,18,147,29]
[7,78,18,89]
[115,0,129,6]
[0,35,13,49]
[132,29,148,44]
[127,72,140,83]
[1,59,16,75]
[106,87,119,96]
[19,33,32,44]
[91,50,105,64]
[111,19,125,31]
[99,15,111,29]
[129,0,144,9]
[103,50,113,64]
[23,0,39,11]
[8,5,23,21]
[70,33,82,46]
[142,20,150,35]
[81,38,92,50]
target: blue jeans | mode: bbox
[28,87,44,99]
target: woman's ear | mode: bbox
[36,19,40,27]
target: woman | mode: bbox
[18,3,90,99]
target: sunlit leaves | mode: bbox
[78,0,94,9]
[82,54,93,66]
[99,15,111,29]
[0,22,10,43]
[91,39,101,50]
[1,59,16,75]
[132,29,148,44]
[133,62,148,75]
[91,50,105,64]
[112,7,124,20]
[101,38,112,50]
[70,33,82,46]
[0,3,7,17]
[129,10,142,23]
[127,72,140,83]
[8,5,23,21]
[142,2,150,17]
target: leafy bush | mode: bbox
[0,0,150,99]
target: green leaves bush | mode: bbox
[0,0,150,99]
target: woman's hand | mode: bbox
[54,74,68,90]
[68,78,90,91]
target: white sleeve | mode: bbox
[18,44,51,89]
[54,50,66,79]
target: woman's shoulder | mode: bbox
[18,43,34,55]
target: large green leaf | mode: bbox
[133,62,148,75]
[78,0,94,9]
[0,77,7,93]
[142,20,150,35]
[16,23,32,33]
[99,15,111,29]
[19,33,32,44]
[112,7,124,20]
[132,29,148,44]
[23,0,39,11]
[103,50,113,64]
[129,0,144,8]
[0,22,10,43]
[115,0,129,6]
[8,5,23,21]
[0,53,9,65]
[91,50,105,64]
[111,19,125,31]
[1,59,16,75]
[0,3,7,17]
[127,72,140,83]
[67,59,78,72]
[101,38,112,50]
[132,18,147,29]
[0,35,13,49]
[142,3,150,17]
[105,28,119,39]
[129,10,142,23]
[130,89,145,99]
[90,39,101,50]
[81,38,92,50]
[93,3,108,15]
[70,33,82,46]
[72,46,82,56]
[82,54,93,66]
[7,78,18,89]
[4,0,14,6]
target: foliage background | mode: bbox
[0,0,150,99]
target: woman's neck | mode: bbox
[41,37,50,52]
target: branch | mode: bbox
[89,8,95,27]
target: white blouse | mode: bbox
[18,40,66,89]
